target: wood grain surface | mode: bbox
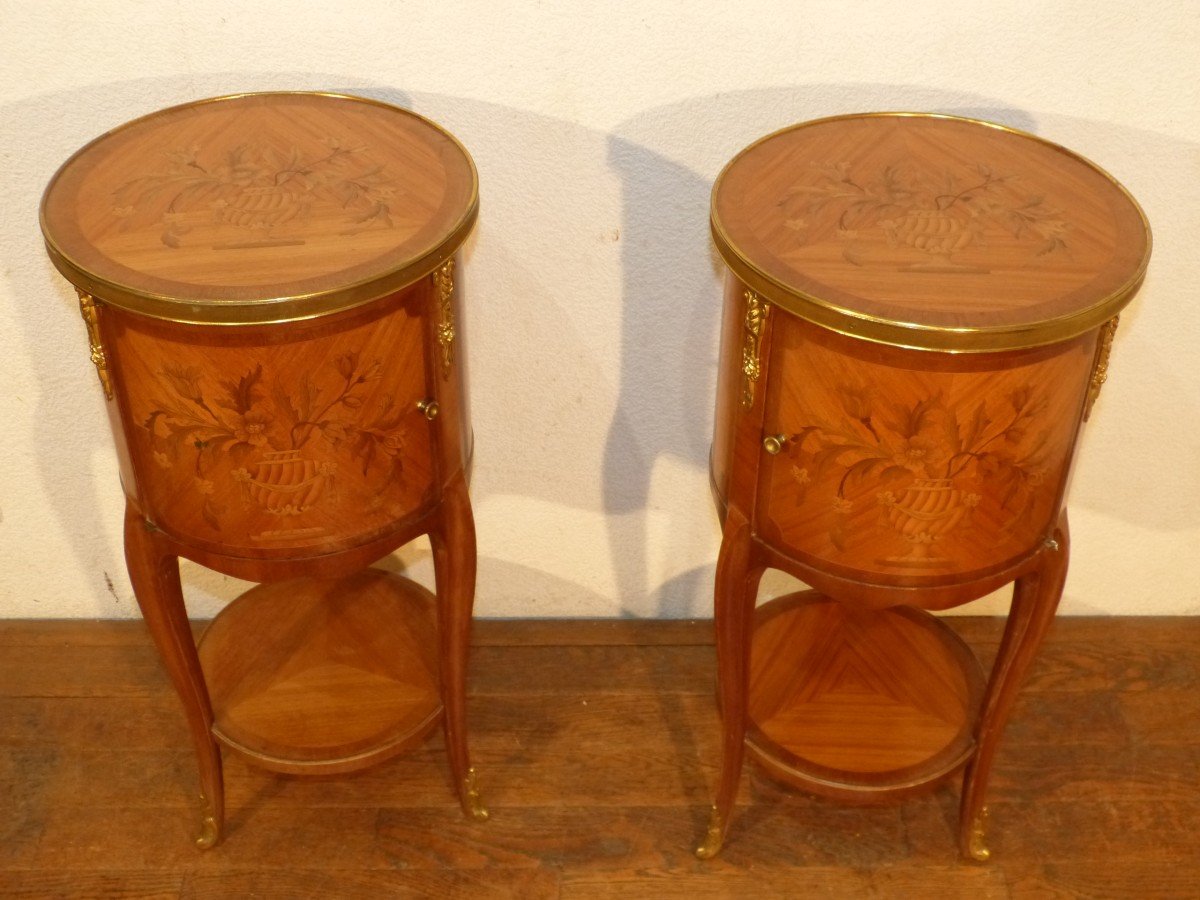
[747,593,983,794]
[197,569,442,773]
[703,114,1150,862]
[106,286,438,557]
[755,314,1094,585]
[2,616,1197,897]
[41,94,483,851]
[712,113,1149,338]
[41,93,476,315]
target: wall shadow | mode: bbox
[5,79,639,617]
[0,74,413,616]
[4,77,1196,619]
[605,86,1198,617]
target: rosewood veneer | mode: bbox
[698,113,1151,860]
[41,92,487,847]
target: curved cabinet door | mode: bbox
[755,315,1096,587]
[108,289,437,557]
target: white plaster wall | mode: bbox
[1,1,1197,618]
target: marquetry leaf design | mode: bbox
[781,161,1069,267]
[143,351,411,529]
[780,384,1049,567]
[111,139,399,248]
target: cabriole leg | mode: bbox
[697,509,763,859]
[959,512,1070,861]
[123,502,224,849]
[430,472,487,822]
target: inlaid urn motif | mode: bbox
[141,348,415,536]
[780,161,1070,271]
[778,380,1050,568]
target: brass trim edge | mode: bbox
[711,111,1152,353]
[434,259,456,376]
[1084,315,1119,421]
[76,290,114,399]
[40,91,479,326]
[740,290,769,408]
[43,208,476,327]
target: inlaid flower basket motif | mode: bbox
[111,139,398,248]
[143,351,412,532]
[780,162,1069,269]
[781,384,1049,566]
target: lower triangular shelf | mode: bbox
[199,569,442,774]
[746,592,984,798]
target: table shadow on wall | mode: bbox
[1,75,413,615]
[6,80,1195,620]
[603,87,1199,617]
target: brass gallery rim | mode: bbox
[40,91,479,326]
[710,111,1152,355]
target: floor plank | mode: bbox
[182,868,561,900]
[2,616,1198,898]
[0,872,184,899]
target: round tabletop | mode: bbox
[711,113,1150,351]
[41,92,477,325]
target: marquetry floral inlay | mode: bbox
[780,385,1049,565]
[780,162,1069,267]
[144,351,412,530]
[112,138,398,248]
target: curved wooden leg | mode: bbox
[959,511,1069,861]
[123,503,223,849]
[430,472,487,822]
[696,508,763,859]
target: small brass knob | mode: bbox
[762,434,787,455]
[417,399,440,420]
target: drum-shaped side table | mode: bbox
[697,113,1150,860]
[40,92,487,847]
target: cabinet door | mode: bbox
[111,290,437,557]
[756,316,1095,586]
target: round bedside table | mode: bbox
[696,113,1150,860]
[41,92,487,847]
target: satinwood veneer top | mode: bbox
[712,113,1150,351]
[41,92,477,324]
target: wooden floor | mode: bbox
[2,615,1198,898]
